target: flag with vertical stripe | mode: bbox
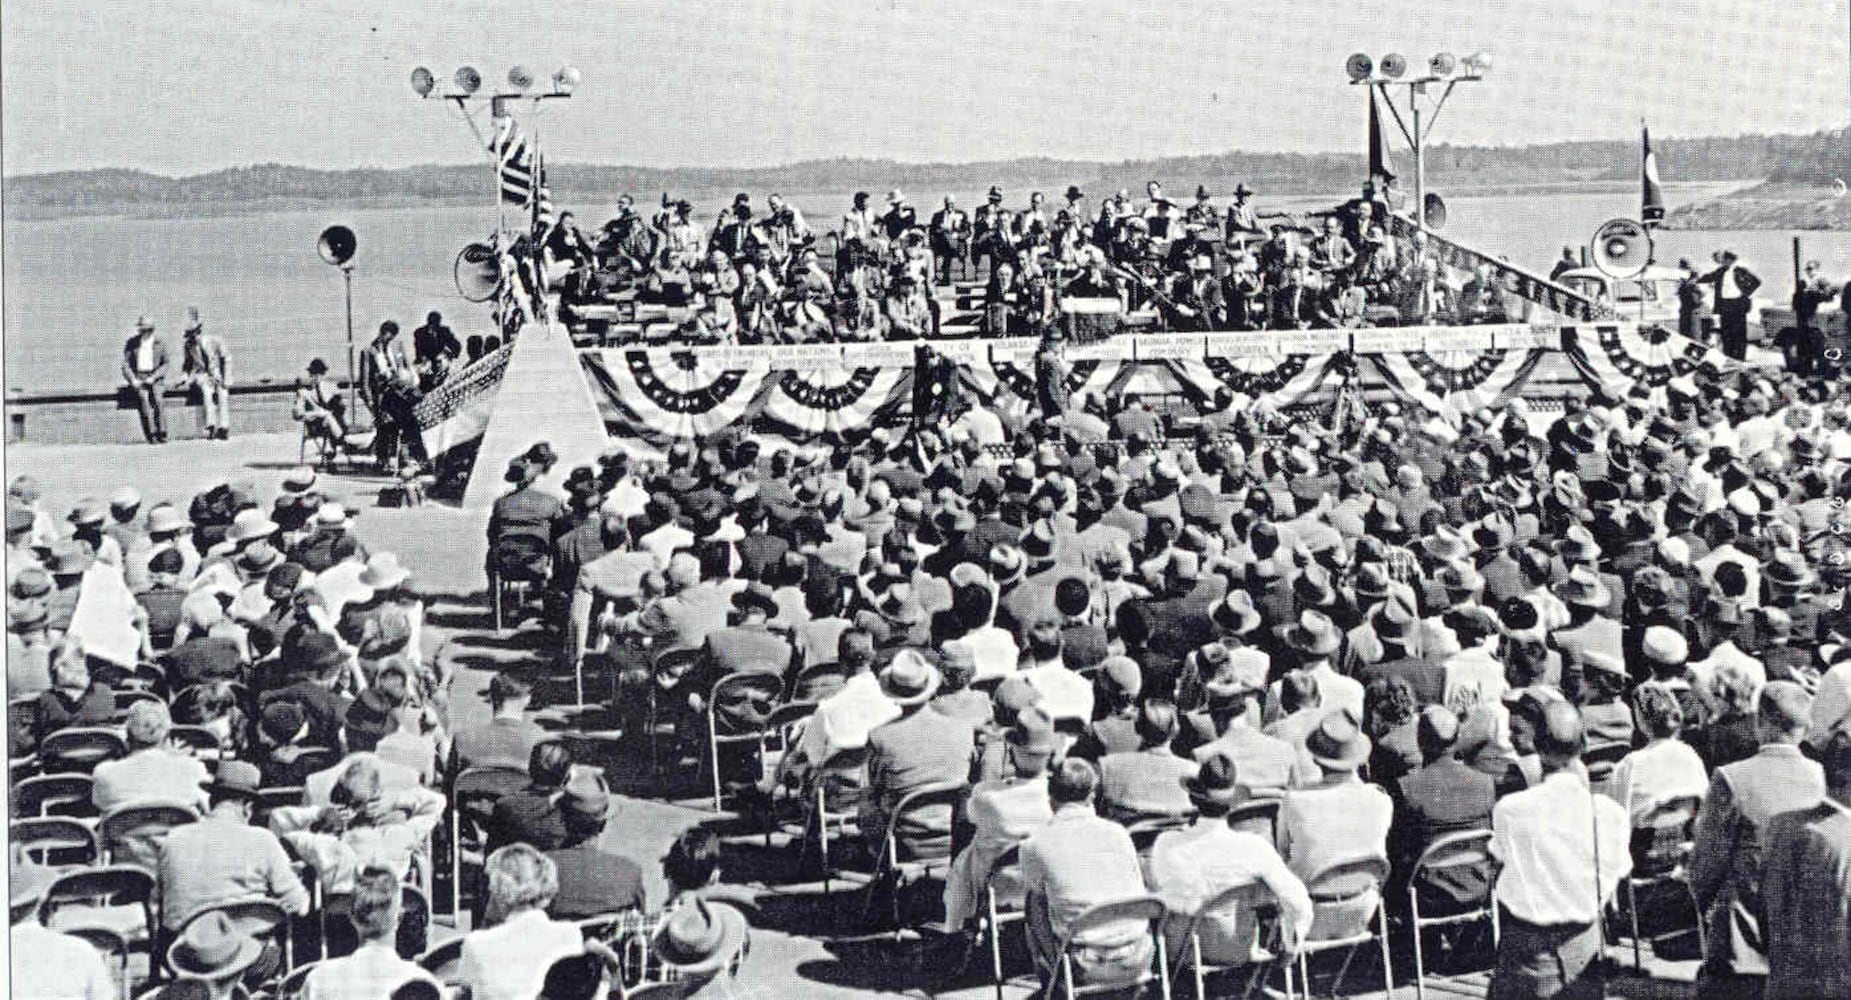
[1641,123,1665,228]
[531,148,555,233]
[489,114,533,207]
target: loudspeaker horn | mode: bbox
[317,225,356,266]
[1345,53,1374,82]
[1380,53,1407,79]
[454,242,503,302]
[1429,52,1457,77]
[1591,217,1652,279]
[1423,193,1447,230]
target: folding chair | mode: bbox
[1172,881,1294,1000]
[39,727,129,774]
[166,724,225,760]
[165,898,292,978]
[755,701,819,839]
[860,781,968,937]
[647,646,707,782]
[11,816,101,866]
[276,960,321,1000]
[11,694,40,758]
[705,670,786,812]
[41,866,160,971]
[488,533,550,634]
[12,773,97,819]
[397,882,432,960]
[1621,794,1705,968]
[416,937,465,986]
[98,801,198,872]
[253,786,306,830]
[981,845,1028,1000]
[787,660,848,703]
[65,926,132,1000]
[1050,895,1172,1000]
[1292,855,1393,1000]
[1226,798,1282,844]
[1582,740,1631,797]
[786,748,867,895]
[447,764,526,919]
[1407,830,1499,1000]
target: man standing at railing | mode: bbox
[121,315,169,444]
[181,307,231,440]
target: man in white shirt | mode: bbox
[943,707,1058,929]
[1149,754,1313,965]
[1488,702,1632,1000]
[302,868,440,1000]
[1019,758,1154,989]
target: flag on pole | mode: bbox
[489,114,534,207]
[1368,87,1397,185]
[1641,123,1665,228]
[531,148,555,233]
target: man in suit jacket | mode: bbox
[121,316,170,444]
[488,742,574,852]
[1356,594,1446,705]
[1759,728,1851,1000]
[1690,682,1825,999]
[1096,699,1197,826]
[861,652,974,859]
[1391,706,1496,912]
[1020,758,1154,989]
[93,700,209,814]
[544,771,646,920]
[943,707,1058,929]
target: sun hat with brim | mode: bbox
[1284,609,1341,657]
[67,498,108,527]
[1765,551,1817,590]
[1214,591,1264,636]
[1182,753,1243,805]
[226,509,279,546]
[147,506,191,534]
[652,899,747,977]
[988,545,1027,586]
[1351,563,1393,602]
[204,760,264,801]
[358,553,410,591]
[1305,711,1372,771]
[9,599,49,633]
[879,652,941,706]
[1554,567,1612,609]
[731,582,780,617]
[168,910,264,981]
[235,542,284,576]
[1420,528,1470,564]
[1203,647,1269,702]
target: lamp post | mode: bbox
[1348,51,1490,234]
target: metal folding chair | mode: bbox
[1407,830,1499,1000]
[416,937,465,987]
[1292,855,1393,999]
[1582,739,1631,797]
[165,898,292,978]
[98,801,198,873]
[1621,794,1706,968]
[42,865,160,973]
[447,764,526,919]
[275,960,321,1000]
[1051,895,1173,1000]
[704,670,786,812]
[39,726,129,774]
[12,773,97,818]
[1172,881,1294,1000]
[860,781,968,936]
[1226,797,1283,844]
[11,816,101,866]
[981,845,1028,1000]
[166,724,225,760]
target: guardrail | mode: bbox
[5,379,359,446]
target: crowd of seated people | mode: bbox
[536,177,1531,346]
[474,353,1851,998]
[23,330,1851,998]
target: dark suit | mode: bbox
[1760,799,1851,999]
[487,486,565,578]
[163,636,243,688]
[1690,743,1824,989]
[1391,756,1496,911]
[489,786,569,852]
[122,333,171,442]
[545,844,646,919]
[1357,654,1447,706]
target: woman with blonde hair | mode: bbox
[457,843,584,1000]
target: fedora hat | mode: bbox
[1558,525,1601,564]
[314,503,349,527]
[1064,185,1084,201]
[1765,550,1817,590]
[1292,564,1337,608]
[1202,646,1269,702]
[1214,590,1263,636]
[731,581,779,617]
[283,628,348,675]
[168,910,264,981]
[1351,562,1393,601]
[205,759,264,801]
[46,540,94,577]
[879,650,941,706]
[1183,752,1243,805]
[989,544,1027,586]
[1641,625,1689,667]
[1375,591,1419,638]
[652,899,746,977]
[67,498,108,527]
[1553,566,1612,609]
[1284,609,1341,658]
[1234,183,1254,198]
[1305,710,1372,771]
[1006,706,1061,755]
[226,509,278,545]
[235,541,283,576]
[1439,562,1484,599]
[358,553,410,591]
[1420,527,1469,564]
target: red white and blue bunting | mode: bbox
[420,324,1737,456]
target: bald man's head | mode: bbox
[1535,701,1586,764]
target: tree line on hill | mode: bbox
[4,130,1843,219]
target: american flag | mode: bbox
[531,148,555,232]
[489,114,534,206]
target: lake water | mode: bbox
[5,182,1849,394]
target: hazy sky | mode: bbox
[3,0,1846,177]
